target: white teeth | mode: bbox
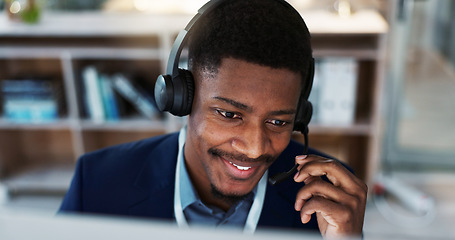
[229,161,251,171]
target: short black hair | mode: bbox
[188,0,313,84]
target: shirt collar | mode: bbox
[179,148,200,210]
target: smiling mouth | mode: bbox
[208,147,275,179]
[228,161,252,171]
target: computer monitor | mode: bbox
[0,210,325,240]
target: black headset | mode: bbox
[154,0,314,185]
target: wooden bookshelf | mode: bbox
[0,11,387,188]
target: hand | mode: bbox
[293,155,367,239]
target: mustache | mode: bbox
[208,147,275,164]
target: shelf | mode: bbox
[311,34,384,60]
[313,49,381,60]
[0,128,76,178]
[0,12,192,36]
[302,9,388,34]
[309,122,371,136]
[0,10,387,36]
[3,164,74,196]
[79,118,167,132]
[0,118,73,130]
[0,47,162,60]
[0,58,64,79]
[81,127,166,153]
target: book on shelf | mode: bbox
[312,58,358,126]
[82,66,105,123]
[99,74,120,121]
[0,79,58,123]
[111,73,159,119]
[81,65,159,122]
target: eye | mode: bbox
[217,109,242,119]
[267,119,289,127]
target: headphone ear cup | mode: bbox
[293,99,313,133]
[154,74,174,112]
[302,101,313,129]
[174,68,195,116]
[154,69,195,116]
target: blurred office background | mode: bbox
[0,0,454,239]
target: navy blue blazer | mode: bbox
[59,132,341,232]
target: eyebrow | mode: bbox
[269,109,296,116]
[214,96,252,112]
[213,96,296,116]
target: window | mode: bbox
[383,0,455,169]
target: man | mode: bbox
[59,0,367,239]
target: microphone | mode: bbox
[268,130,309,185]
[268,164,299,185]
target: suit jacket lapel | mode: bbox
[258,182,297,228]
[127,133,179,220]
[258,142,308,229]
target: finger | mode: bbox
[295,155,365,187]
[295,155,307,172]
[294,175,319,211]
[294,155,316,180]
[294,156,347,185]
[301,175,319,185]
[295,154,308,164]
[294,154,323,180]
[300,211,312,224]
[299,196,364,235]
[298,196,350,228]
[294,156,367,195]
[294,178,357,211]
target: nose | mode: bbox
[231,123,270,159]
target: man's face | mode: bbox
[184,57,302,202]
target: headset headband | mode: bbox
[167,0,225,76]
